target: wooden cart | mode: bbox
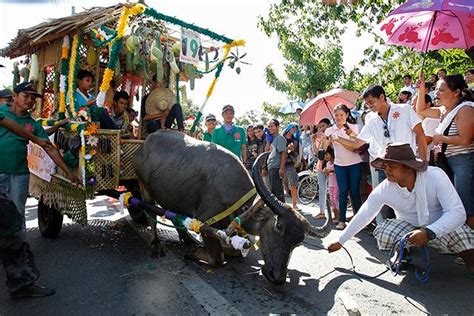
[1,2,244,237]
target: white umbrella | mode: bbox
[279,101,305,114]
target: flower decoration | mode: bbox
[86,123,98,135]
[86,135,98,147]
[77,107,89,120]
[392,111,401,120]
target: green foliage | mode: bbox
[260,1,473,103]
[181,99,199,120]
[235,109,271,127]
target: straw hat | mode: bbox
[145,85,176,114]
[371,143,427,171]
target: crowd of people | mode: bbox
[0,66,472,299]
[201,67,474,278]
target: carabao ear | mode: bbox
[241,206,274,236]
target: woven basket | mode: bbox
[120,139,144,180]
[94,129,121,191]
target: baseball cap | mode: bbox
[13,82,43,98]
[205,113,217,122]
[221,104,234,114]
[0,89,12,99]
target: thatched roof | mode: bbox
[1,4,124,58]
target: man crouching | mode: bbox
[328,143,473,276]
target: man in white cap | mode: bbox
[211,105,247,163]
[328,143,473,276]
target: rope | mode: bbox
[303,232,432,283]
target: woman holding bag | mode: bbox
[416,74,474,228]
[325,104,363,230]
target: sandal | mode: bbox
[336,222,346,230]
[313,213,326,219]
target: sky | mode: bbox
[0,0,375,117]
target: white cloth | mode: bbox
[422,117,440,137]
[338,167,466,244]
[422,117,441,160]
[358,103,421,159]
[325,123,362,166]
[435,101,474,135]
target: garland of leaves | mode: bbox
[67,34,81,117]
[143,7,233,44]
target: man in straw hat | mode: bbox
[328,143,473,275]
[141,75,184,134]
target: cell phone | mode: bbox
[343,123,350,130]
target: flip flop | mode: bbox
[313,213,326,219]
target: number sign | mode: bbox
[180,28,201,65]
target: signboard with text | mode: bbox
[180,28,201,65]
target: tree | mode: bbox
[259,1,473,102]
[235,109,270,127]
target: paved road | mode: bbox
[0,196,472,315]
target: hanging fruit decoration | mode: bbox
[86,45,98,66]
[28,54,39,82]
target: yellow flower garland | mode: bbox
[59,92,66,113]
[98,4,145,96]
[67,35,80,116]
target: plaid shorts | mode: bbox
[373,219,474,254]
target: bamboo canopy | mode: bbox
[1,4,124,58]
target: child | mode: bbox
[316,147,340,227]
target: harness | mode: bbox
[203,187,257,226]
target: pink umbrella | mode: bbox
[378,0,474,52]
[300,88,359,125]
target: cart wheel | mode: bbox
[38,199,63,238]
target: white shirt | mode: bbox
[325,123,362,166]
[339,167,466,244]
[358,103,421,159]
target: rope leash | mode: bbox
[303,233,432,283]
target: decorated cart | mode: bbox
[1,3,247,240]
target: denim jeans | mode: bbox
[335,163,362,222]
[0,174,30,230]
[447,152,474,217]
[316,170,327,214]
